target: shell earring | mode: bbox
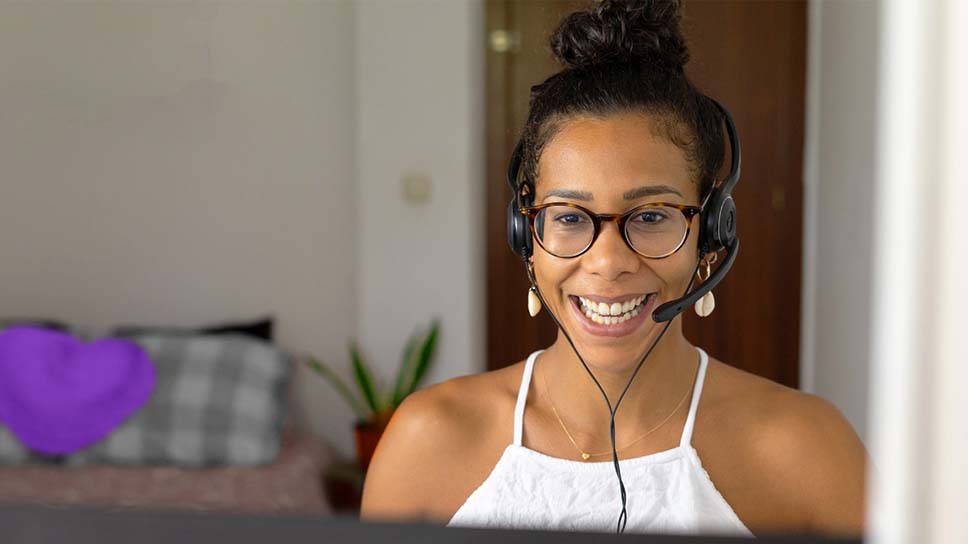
[528,287,542,317]
[694,255,717,318]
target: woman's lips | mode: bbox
[569,293,658,338]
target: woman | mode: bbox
[361,0,867,537]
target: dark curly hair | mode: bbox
[519,0,725,201]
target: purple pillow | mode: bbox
[0,327,156,455]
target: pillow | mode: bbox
[0,426,35,465]
[0,318,68,332]
[0,327,156,457]
[1,333,291,467]
[111,316,274,342]
[0,321,76,465]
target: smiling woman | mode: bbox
[360,0,867,538]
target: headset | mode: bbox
[504,98,741,533]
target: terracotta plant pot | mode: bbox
[354,423,384,471]
[354,408,394,471]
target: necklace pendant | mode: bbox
[581,452,590,461]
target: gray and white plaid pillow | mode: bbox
[0,333,291,467]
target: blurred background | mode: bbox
[0,0,962,540]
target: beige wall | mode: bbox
[0,1,360,454]
[353,1,485,408]
[0,0,485,458]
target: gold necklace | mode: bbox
[540,361,695,461]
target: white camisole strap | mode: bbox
[513,348,709,449]
[513,350,543,446]
[680,347,709,448]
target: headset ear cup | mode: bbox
[507,199,522,256]
[719,195,737,248]
[507,199,532,258]
[701,190,722,254]
[506,140,533,259]
[523,214,533,257]
[702,192,737,254]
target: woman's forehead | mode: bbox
[535,113,696,202]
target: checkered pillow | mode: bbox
[0,334,291,467]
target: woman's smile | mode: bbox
[567,292,659,338]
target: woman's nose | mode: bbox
[581,221,640,280]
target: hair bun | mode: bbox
[550,0,688,71]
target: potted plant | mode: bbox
[306,320,439,470]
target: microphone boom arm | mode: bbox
[652,238,739,323]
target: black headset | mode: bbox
[506,98,741,323]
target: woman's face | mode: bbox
[532,112,701,371]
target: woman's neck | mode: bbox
[535,323,699,445]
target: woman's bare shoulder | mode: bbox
[699,357,868,536]
[386,361,525,444]
[360,360,527,522]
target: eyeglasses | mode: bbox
[521,201,703,259]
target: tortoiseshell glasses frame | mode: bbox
[520,201,703,259]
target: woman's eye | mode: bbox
[633,210,668,224]
[553,213,586,224]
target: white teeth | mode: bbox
[577,294,651,325]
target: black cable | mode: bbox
[525,257,703,534]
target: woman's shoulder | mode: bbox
[393,359,526,438]
[360,358,529,522]
[699,355,867,536]
[702,356,864,459]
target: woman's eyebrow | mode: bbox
[623,185,683,200]
[540,185,682,203]
[541,189,594,202]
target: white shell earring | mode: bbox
[527,288,542,317]
[694,255,716,318]
[694,291,716,317]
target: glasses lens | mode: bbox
[625,205,689,257]
[534,205,594,257]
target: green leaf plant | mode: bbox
[305,319,440,429]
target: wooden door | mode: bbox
[484,0,806,388]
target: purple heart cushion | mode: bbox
[0,326,156,455]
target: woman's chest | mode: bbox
[446,445,753,536]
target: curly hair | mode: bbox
[519,0,725,201]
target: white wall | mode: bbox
[354,1,485,397]
[0,1,359,454]
[0,0,486,459]
[801,0,879,445]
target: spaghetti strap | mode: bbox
[679,347,709,448]
[513,350,542,446]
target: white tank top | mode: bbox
[447,347,754,537]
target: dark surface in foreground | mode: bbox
[1,503,862,544]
